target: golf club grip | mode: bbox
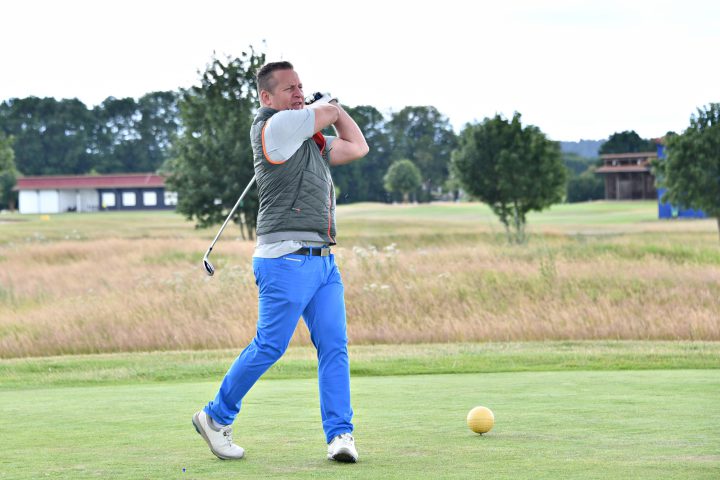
[206,175,256,252]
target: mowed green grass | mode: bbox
[1,370,718,479]
[1,342,719,479]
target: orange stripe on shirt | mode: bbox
[262,123,285,165]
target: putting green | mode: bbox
[1,370,718,479]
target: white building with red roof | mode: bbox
[14,173,177,214]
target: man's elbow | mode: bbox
[331,142,370,166]
[349,144,369,161]
[357,142,370,158]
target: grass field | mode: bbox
[1,202,719,478]
[3,371,719,480]
[1,201,719,357]
[1,343,719,480]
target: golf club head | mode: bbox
[202,255,215,276]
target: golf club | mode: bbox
[202,175,256,276]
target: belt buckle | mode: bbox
[310,247,330,257]
[297,246,330,256]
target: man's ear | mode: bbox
[260,90,271,106]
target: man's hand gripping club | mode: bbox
[305,91,369,166]
[305,92,338,106]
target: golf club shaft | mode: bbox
[205,175,256,255]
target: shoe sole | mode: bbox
[328,450,358,463]
[192,412,244,461]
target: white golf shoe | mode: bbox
[192,411,245,460]
[327,433,358,463]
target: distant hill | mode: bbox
[559,139,605,158]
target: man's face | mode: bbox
[263,69,304,110]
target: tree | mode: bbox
[563,152,600,176]
[387,106,457,199]
[331,105,392,203]
[567,171,604,203]
[599,130,655,154]
[563,152,604,203]
[135,91,181,172]
[163,49,265,238]
[91,91,180,173]
[0,97,94,175]
[0,93,181,176]
[452,113,566,243]
[658,103,720,240]
[384,159,422,203]
[0,133,18,210]
[91,96,142,173]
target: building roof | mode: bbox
[15,174,165,191]
[600,152,656,160]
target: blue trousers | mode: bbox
[204,252,353,443]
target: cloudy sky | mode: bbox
[1,0,718,140]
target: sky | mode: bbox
[1,0,718,141]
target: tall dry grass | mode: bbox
[1,226,719,357]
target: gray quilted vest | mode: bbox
[251,107,336,245]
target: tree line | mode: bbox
[1,48,717,241]
[0,79,458,211]
[0,56,637,219]
[0,93,181,177]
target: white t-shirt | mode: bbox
[254,109,335,258]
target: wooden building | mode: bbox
[595,152,657,200]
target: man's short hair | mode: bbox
[256,61,294,95]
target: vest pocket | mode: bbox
[289,169,331,213]
[289,170,306,213]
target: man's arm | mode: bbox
[308,102,369,166]
[309,103,339,133]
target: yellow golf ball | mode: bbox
[467,406,494,434]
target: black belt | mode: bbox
[293,247,331,257]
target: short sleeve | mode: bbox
[323,136,337,163]
[262,110,316,164]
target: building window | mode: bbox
[143,191,157,206]
[102,192,116,208]
[164,191,178,206]
[122,192,136,207]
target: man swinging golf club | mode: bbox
[192,61,369,463]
